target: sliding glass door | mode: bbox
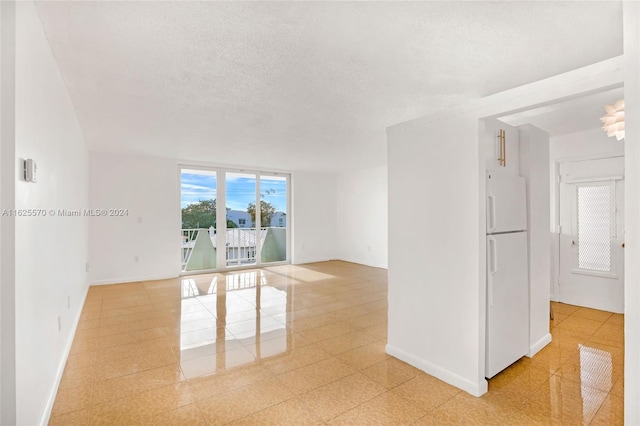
[259,175,287,263]
[225,172,257,268]
[180,167,289,273]
[180,169,217,272]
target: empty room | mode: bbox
[1,1,639,425]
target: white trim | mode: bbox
[386,344,488,397]
[555,152,624,165]
[286,173,291,264]
[562,175,623,184]
[163,156,294,176]
[181,260,291,276]
[292,257,336,266]
[90,273,177,286]
[39,285,89,426]
[553,160,561,309]
[570,268,619,279]
[527,333,552,358]
[217,170,227,269]
[335,257,388,270]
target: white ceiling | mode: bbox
[499,87,626,137]
[34,1,623,173]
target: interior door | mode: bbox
[558,157,624,313]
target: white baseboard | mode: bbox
[39,285,89,425]
[291,257,335,265]
[385,344,488,397]
[90,273,177,286]
[335,257,388,270]
[527,333,552,357]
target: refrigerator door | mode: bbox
[486,173,527,234]
[486,232,529,378]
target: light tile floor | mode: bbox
[49,261,624,425]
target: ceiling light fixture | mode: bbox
[600,99,625,141]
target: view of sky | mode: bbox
[181,170,287,212]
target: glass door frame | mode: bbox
[179,164,291,275]
[258,172,290,266]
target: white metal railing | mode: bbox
[181,228,200,269]
[181,226,286,271]
[225,227,266,267]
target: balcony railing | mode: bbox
[182,226,286,271]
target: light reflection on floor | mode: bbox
[579,343,613,421]
[179,270,290,377]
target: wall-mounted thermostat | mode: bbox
[24,159,37,183]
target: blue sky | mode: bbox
[181,171,287,212]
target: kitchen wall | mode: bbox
[387,110,485,395]
[88,151,339,284]
[336,166,387,269]
[14,2,89,424]
[548,127,624,300]
[387,56,623,397]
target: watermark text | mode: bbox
[1,209,129,217]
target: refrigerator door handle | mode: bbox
[487,194,497,232]
[488,237,497,306]
[490,238,498,274]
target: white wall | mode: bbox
[89,151,180,284]
[89,154,338,283]
[548,128,624,300]
[291,171,338,265]
[387,111,485,395]
[519,124,551,356]
[550,127,624,162]
[0,2,17,424]
[624,1,640,423]
[336,166,387,269]
[14,2,88,424]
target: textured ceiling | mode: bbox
[34,1,623,173]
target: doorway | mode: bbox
[557,156,624,313]
[180,167,290,273]
[496,87,626,316]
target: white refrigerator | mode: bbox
[485,173,530,379]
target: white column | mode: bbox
[623,1,640,423]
